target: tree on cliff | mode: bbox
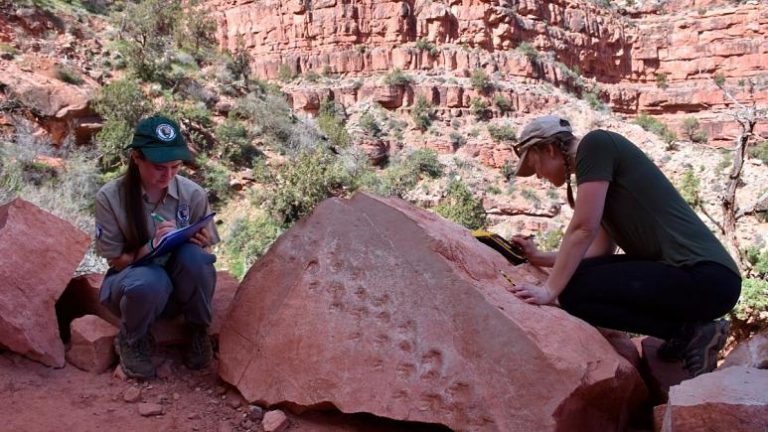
[694,76,767,271]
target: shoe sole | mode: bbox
[689,320,729,377]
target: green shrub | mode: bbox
[634,113,677,146]
[729,277,768,337]
[94,119,133,171]
[174,0,217,60]
[435,179,486,230]
[749,141,768,164]
[677,167,701,207]
[268,149,351,226]
[215,114,258,168]
[487,123,517,142]
[384,68,412,86]
[713,72,726,88]
[110,0,182,81]
[411,96,433,131]
[92,77,152,126]
[0,42,19,57]
[487,185,502,195]
[55,65,84,85]
[521,188,540,205]
[408,148,442,178]
[517,42,539,63]
[0,142,24,203]
[449,132,466,149]
[745,246,768,278]
[236,93,298,154]
[196,156,231,203]
[374,148,442,197]
[1,145,101,232]
[220,211,282,280]
[655,72,668,89]
[415,39,438,56]
[539,228,563,252]
[682,117,708,143]
[317,99,350,149]
[278,64,295,82]
[584,88,606,111]
[359,112,382,138]
[493,94,512,113]
[717,151,733,174]
[304,70,321,82]
[470,98,490,121]
[470,69,493,93]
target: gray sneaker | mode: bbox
[682,320,729,377]
[114,332,156,379]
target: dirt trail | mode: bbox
[0,349,448,432]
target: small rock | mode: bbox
[226,397,241,409]
[262,409,288,432]
[218,421,234,432]
[138,402,164,417]
[215,386,227,396]
[247,405,264,421]
[188,413,201,420]
[173,393,180,401]
[241,419,254,429]
[156,360,173,379]
[123,386,141,403]
[113,365,127,381]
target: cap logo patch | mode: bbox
[156,124,177,141]
[560,119,570,127]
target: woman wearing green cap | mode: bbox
[94,115,219,379]
[506,115,741,378]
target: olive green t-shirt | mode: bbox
[575,130,739,276]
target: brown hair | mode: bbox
[122,150,150,253]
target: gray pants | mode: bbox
[100,243,217,343]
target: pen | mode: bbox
[151,213,166,223]
[499,270,516,287]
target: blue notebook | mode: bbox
[134,212,216,265]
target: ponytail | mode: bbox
[123,150,150,253]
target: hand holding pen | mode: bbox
[150,213,176,247]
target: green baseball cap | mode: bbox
[126,116,192,163]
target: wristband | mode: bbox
[147,237,155,253]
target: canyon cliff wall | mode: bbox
[208,0,767,141]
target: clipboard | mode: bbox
[134,212,216,265]
[471,230,527,265]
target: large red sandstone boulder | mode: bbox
[722,329,768,370]
[660,366,768,432]
[219,192,647,431]
[0,198,90,367]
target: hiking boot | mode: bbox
[657,335,690,361]
[114,332,155,379]
[185,324,213,370]
[682,319,729,377]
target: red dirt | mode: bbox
[0,348,449,432]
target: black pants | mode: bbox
[558,255,741,339]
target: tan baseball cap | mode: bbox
[512,116,573,177]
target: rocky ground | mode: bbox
[0,347,451,432]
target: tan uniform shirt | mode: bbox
[95,175,219,259]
